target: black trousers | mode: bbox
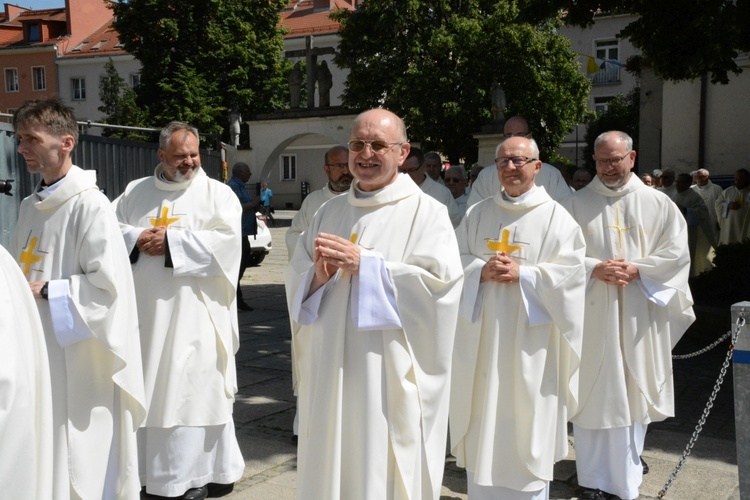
[237,235,251,302]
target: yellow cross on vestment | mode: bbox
[19,236,42,276]
[486,228,524,255]
[150,206,180,227]
[607,207,633,249]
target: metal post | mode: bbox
[732,301,750,498]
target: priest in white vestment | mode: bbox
[285,145,353,259]
[450,137,586,500]
[11,97,146,500]
[715,168,750,245]
[691,168,723,242]
[564,131,694,500]
[114,122,245,500]
[444,165,469,221]
[286,109,464,500]
[673,173,716,276]
[0,244,53,500]
[285,144,353,440]
[400,146,462,227]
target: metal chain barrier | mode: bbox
[672,331,732,359]
[658,314,746,498]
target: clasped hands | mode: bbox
[309,233,360,294]
[136,227,167,256]
[592,258,639,287]
[480,252,519,284]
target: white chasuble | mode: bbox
[11,165,146,500]
[114,165,242,428]
[0,245,53,499]
[418,174,462,228]
[715,185,750,245]
[286,173,463,500]
[564,175,695,429]
[450,187,585,491]
[285,184,344,259]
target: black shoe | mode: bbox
[641,456,649,474]
[182,486,208,500]
[206,482,234,497]
[579,488,611,500]
[237,301,253,311]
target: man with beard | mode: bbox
[286,145,353,258]
[114,122,245,500]
[564,131,694,500]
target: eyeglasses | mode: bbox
[594,151,632,167]
[348,139,402,153]
[326,163,349,170]
[503,131,530,139]
[443,177,462,184]
[399,161,424,173]
[495,156,537,167]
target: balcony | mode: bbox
[591,66,621,85]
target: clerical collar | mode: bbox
[502,184,537,202]
[354,183,386,198]
[37,175,67,200]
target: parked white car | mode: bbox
[248,213,272,266]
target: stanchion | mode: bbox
[732,301,750,498]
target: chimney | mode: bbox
[65,0,112,49]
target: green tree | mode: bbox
[111,0,289,138]
[332,1,591,164]
[582,88,640,168]
[98,58,150,140]
[522,0,750,84]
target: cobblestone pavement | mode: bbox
[221,211,741,500]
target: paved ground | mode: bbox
[222,210,742,500]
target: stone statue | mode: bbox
[317,60,333,108]
[490,82,507,123]
[228,107,241,147]
[289,62,303,109]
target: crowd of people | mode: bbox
[2,97,748,500]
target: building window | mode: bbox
[32,66,46,91]
[280,154,297,181]
[130,73,141,88]
[592,40,621,85]
[594,96,614,115]
[27,24,41,43]
[72,78,86,100]
[4,68,18,92]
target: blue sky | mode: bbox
[16,1,66,9]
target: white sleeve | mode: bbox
[47,279,96,348]
[351,249,402,330]
[168,230,222,276]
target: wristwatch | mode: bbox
[40,281,49,300]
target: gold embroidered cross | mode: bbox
[150,206,180,227]
[486,228,524,255]
[19,236,43,276]
[607,208,633,249]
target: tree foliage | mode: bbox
[522,0,750,84]
[98,58,150,140]
[110,0,289,139]
[582,88,639,168]
[332,1,591,164]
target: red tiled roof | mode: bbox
[281,0,354,38]
[17,8,66,23]
[61,18,126,58]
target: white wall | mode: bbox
[57,54,141,126]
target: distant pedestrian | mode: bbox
[261,182,275,226]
